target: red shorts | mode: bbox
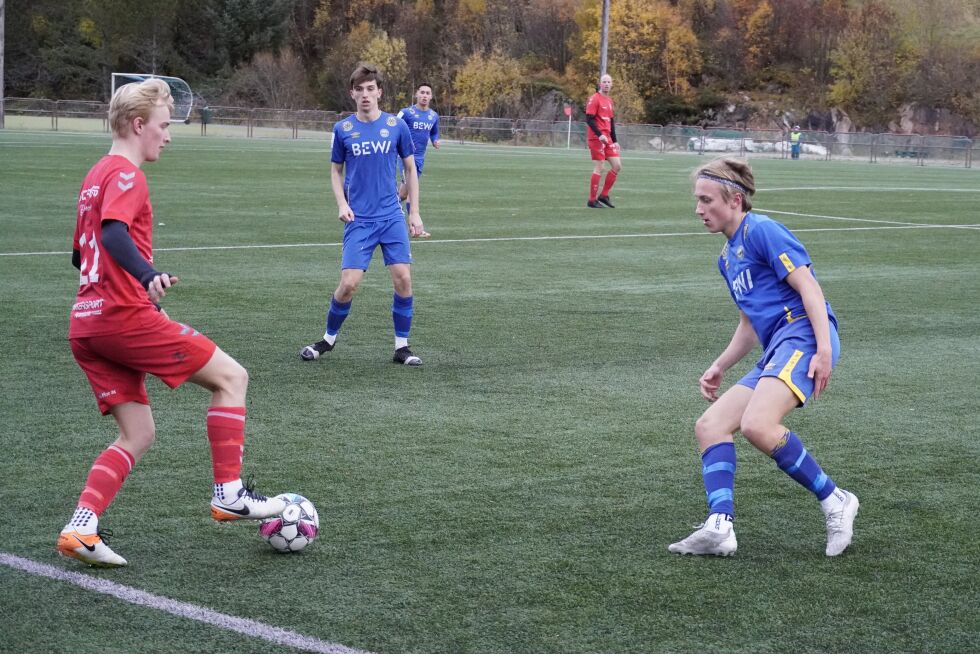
[70,309,218,414]
[588,139,621,161]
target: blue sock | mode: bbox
[701,442,736,518]
[325,296,352,338]
[392,293,413,338]
[771,431,837,500]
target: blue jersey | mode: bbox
[718,212,837,348]
[331,112,414,221]
[396,105,440,161]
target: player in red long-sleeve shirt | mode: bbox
[585,74,622,209]
[57,79,285,568]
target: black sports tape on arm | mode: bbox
[100,220,160,289]
[72,249,81,270]
[610,118,617,143]
[586,114,603,138]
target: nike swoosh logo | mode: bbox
[74,535,97,552]
[216,504,250,516]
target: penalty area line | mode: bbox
[0,552,373,654]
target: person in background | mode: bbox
[585,74,621,209]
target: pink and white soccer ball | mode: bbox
[259,493,319,553]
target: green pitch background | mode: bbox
[1,130,978,653]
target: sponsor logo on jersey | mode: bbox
[730,269,754,301]
[380,128,390,138]
[98,389,118,400]
[351,132,360,138]
[778,253,796,273]
[412,121,433,131]
[386,116,398,127]
[79,185,100,203]
[72,299,104,311]
[351,141,392,156]
[342,121,353,131]
[736,246,745,259]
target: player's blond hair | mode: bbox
[694,157,756,211]
[108,79,174,137]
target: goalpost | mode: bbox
[111,73,195,124]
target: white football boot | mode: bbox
[823,489,859,556]
[211,482,287,522]
[57,529,127,567]
[668,513,737,556]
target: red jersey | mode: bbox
[70,155,155,337]
[585,92,615,142]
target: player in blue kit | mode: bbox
[300,64,426,366]
[668,157,858,557]
[396,83,440,236]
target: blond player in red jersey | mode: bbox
[57,79,285,567]
[585,73,622,209]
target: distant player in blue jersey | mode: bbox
[396,83,440,237]
[300,64,426,366]
[668,157,858,558]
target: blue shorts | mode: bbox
[398,158,424,180]
[341,215,412,270]
[737,318,841,405]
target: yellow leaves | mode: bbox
[459,0,487,16]
[31,15,51,38]
[744,0,774,71]
[571,0,702,101]
[360,31,409,105]
[453,51,523,117]
[78,17,102,48]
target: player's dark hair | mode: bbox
[350,64,383,90]
[417,82,432,91]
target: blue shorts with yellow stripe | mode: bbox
[737,318,840,405]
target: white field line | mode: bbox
[758,208,980,230]
[758,208,922,226]
[0,222,974,259]
[0,552,373,654]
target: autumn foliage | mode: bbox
[6,0,980,129]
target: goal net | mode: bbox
[111,73,195,123]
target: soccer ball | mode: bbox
[259,493,319,553]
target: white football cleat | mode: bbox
[211,483,287,522]
[668,514,737,556]
[57,529,127,568]
[824,489,859,556]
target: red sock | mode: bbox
[207,406,245,483]
[589,173,601,202]
[78,445,135,515]
[600,170,618,197]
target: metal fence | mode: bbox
[2,97,974,168]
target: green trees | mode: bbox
[829,1,918,128]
